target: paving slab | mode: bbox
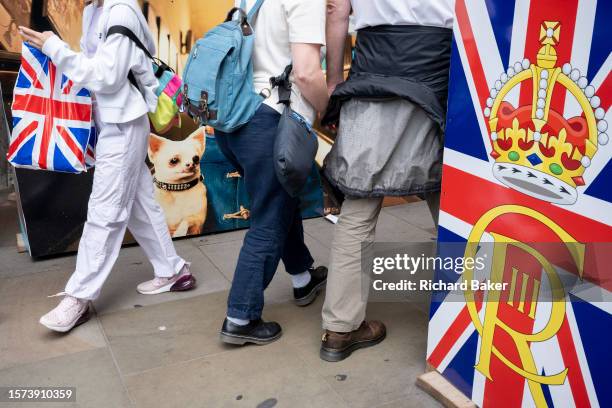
[303,217,336,247]
[375,210,436,242]
[0,246,77,280]
[193,228,247,247]
[124,340,347,408]
[0,268,107,371]
[198,232,330,307]
[303,205,435,247]
[376,391,443,408]
[261,290,326,347]
[99,291,230,376]
[0,348,131,408]
[383,201,437,235]
[291,301,435,408]
[92,240,230,316]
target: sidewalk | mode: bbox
[0,189,441,408]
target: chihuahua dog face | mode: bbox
[148,130,205,184]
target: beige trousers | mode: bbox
[321,193,440,332]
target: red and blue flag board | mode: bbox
[8,43,96,173]
[428,0,611,407]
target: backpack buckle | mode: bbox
[181,84,189,113]
[199,91,209,121]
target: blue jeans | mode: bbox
[216,104,314,320]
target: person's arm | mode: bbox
[42,34,134,94]
[19,5,137,94]
[325,0,351,94]
[291,43,328,114]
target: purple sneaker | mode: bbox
[136,265,197,295]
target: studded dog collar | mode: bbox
[153,175,203,192]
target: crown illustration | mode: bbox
[484,21,607,205]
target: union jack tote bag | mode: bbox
[7,43,96,173]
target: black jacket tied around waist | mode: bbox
[322,24,453,131]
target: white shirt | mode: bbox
[351,0,454,30]
[238,0,326,124]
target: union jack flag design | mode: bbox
[428,0,611,407]
[8,43,96,173]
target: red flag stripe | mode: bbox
[20,56,44,89]
[56,126,85,165]
[427,303,481,368]
[595,72,611,112]
[12,94,92,122]
[455,0,491,109]
[440,164,612,242]
[556,316,591,407]
[7,121,38,159]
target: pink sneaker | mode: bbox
[136,265,197,295]
[40,295,90,333]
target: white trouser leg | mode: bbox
[127,162,186,277]
[65,115,184,300]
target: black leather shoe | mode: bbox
[220,318,282,345]
[293,266,328,307]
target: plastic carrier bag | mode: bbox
[7,42,96,173]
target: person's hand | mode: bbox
[18,26,55,50]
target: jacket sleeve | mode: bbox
[78,31,86,54]
[42,6,138,94]
[79,4,92,53]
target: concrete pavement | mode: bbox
[0,188,440,408]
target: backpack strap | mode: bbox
[107,25,151,91]
[107,25,153,60]
[239,0,265,22]
[247,0,265,21]
[107,25,172,93]
[270,64,293,106]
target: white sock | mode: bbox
[227,316,249,326]
[291,270,312,288]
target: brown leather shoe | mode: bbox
[320,320,386,362]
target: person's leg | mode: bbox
[319,196,387,361]
[66,116,149,300]
[223,108,299,320]
[322,196,383,331]
[281,206,328,306]
[41,115,150,331]
[130,162,196,294]
[218,105,313,344]
[281,207,314,276]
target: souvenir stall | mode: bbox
[422,0,611,407]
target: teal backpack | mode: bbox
[182,0,267,133]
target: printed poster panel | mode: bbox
[44,0,86,50]
[0,0,31,53]
[146,118,323,240]
[9,111,323,257]
[426,0,611,407]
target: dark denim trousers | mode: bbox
[215,104,314,320]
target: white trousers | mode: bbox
[65,112,185,300]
